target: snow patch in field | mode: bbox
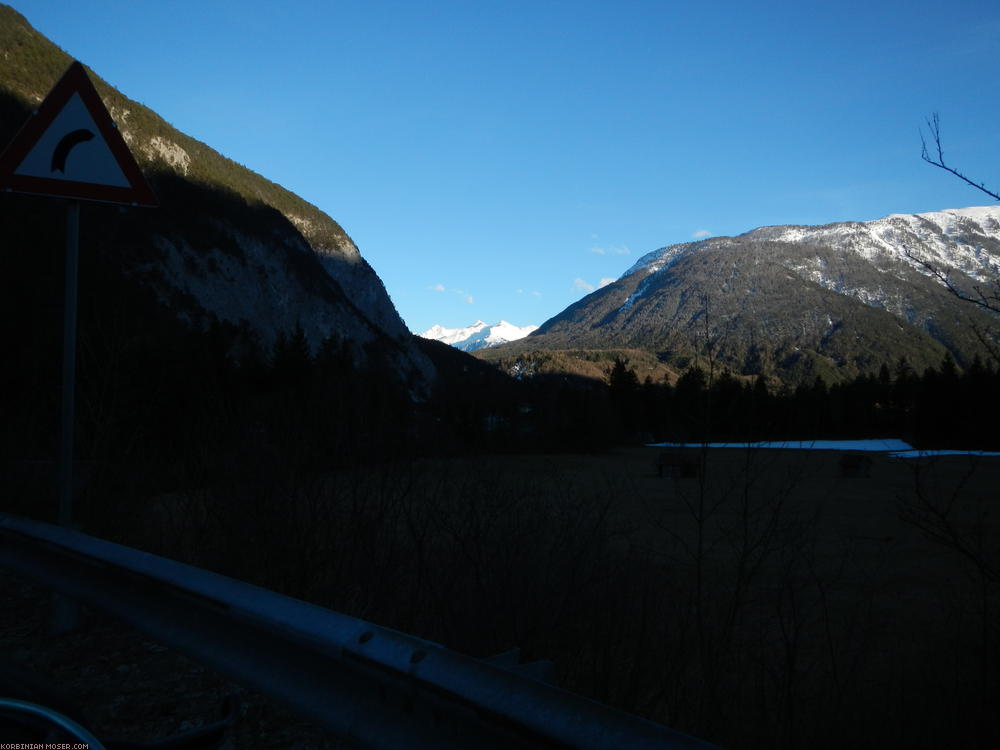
[648,439,914,452]
[889,449,1000,459]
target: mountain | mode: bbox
[0,5,432,390]
[419,320,538,352]
[501,206,1000,384]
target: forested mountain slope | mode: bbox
[0,4,431,389]
[515,207,1000,384]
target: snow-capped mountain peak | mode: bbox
[419,320,538,352]
[420,320,489,346]
[624,205,1000,286]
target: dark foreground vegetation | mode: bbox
[3,195,999,749]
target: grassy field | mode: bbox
[424,446,1000,750]
[7,446,999,749]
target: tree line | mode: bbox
[603,353,1000,448]
[435,349,1000,451]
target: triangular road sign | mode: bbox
[0,60,157,206]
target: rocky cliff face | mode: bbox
[523,206,1000,383]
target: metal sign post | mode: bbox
[0,60,157,529]
[57,200,80,527]
[0,61,157,634]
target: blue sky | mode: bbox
[8,0,1000,334]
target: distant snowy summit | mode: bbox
[419,320,538,352]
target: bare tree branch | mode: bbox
[902,243,1000,316]
[921,113,1000,202]
[909,116,1000,318]
[901,243,1000,362]
[898,459,1000,585]
[905,116,1000,362]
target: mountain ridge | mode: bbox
[512,205,1000,384]
[625,206,1000,285]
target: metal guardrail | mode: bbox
[0,697,108,748]
[0,513,724,750]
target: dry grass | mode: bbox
[5,447,998,749]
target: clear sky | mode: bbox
[8,1,1000,334]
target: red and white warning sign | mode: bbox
[0,60,157,206]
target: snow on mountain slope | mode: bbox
[421,320,491,346]
[755,205,1000,283]
[625,205,1000,300]
[419,320,539,352]
[529,204,1000,384]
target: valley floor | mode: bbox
[2,446,998,749]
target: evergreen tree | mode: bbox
[608,356,641,438]
[271,323,312,389]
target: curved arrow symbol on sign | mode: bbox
[50,129,95,174]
